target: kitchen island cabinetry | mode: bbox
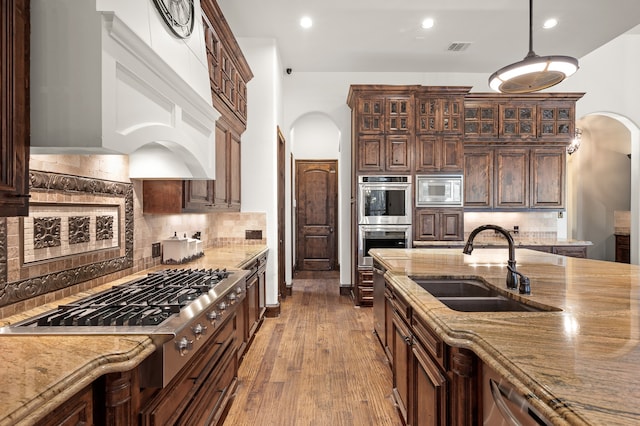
[0,0,30,217]
[384,278,479,425]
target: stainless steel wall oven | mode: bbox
[358,225,411,267]
[358,175,412,225]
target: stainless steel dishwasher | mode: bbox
[483,363,552,426]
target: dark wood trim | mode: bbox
[264,303,281,318]
[0,0,30,217]
[277,126,286,300]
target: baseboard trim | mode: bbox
[265,303,281,317]
[339,285,352,296]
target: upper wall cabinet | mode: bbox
[464,93,583,143]
[201,0,253,126]
[416,97,464,134]
[462,93,583,211]
[0,0,30,217]
[347,85,471,175]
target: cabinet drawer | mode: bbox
[389,289,412,322]
[412,314,445,369]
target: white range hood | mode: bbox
[30,0,220,179]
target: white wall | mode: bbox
[236,38,284,305]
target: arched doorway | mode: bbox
[568,113,640,263]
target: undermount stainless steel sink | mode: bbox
[410,278,497,298]
[409,277,559,313]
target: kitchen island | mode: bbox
[370,247,640,425]
[0,244,267,426]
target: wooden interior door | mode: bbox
[296,160,338,270]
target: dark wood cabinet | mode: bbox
[464,93,582,144]
[201,0,252,126]
[411,315,448,426]
[464,148,493,208]
[386,97,413,132]
[464,146,566,211]
[416,96,463,134]
[415,135,463,172]
[526,245,588,258]
[499,103,537,139]
[538,104,574,139]
[464,103,498,139]
[142,180,214,214]
[35,385,93,426]
[356,97,385,134]
[391,307,412,424]
[382,281,479,426]
[357,135,385,172]
[183,180,215,211]
[213,118,242,211]
[238,252,267,361]
[552,245,587,258]
[386,135,412,172]
[615,234,630,263]
[495,149,529,208]
[140,312,238,425]
[357,269,374,306]
[415,208,464,241]
[531,148,565,208]
[0,0,30,217]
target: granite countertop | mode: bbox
[370,248,640,425]
[0,244,268,426]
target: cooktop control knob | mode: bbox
[192,323,207,340]
[176,336,194,356]
[206,311,218,324]
[227,293,237,304]
[218,301,227,311]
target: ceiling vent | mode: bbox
[447,42,471,52]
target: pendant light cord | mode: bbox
[527,0,535,57]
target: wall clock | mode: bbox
[153,0,194,39]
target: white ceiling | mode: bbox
[217,0,640,74]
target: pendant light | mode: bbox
[489,0,578,93]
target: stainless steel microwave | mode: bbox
[416,175,463,206]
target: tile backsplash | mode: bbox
[0,154,267,320]
[464,211,561,242]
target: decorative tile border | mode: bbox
[24,206,120,263]
[0,170,133,308]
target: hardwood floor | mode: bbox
[223,274,401,426]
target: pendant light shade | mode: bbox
[489,0,578,93]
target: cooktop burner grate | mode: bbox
[19,268,232,328]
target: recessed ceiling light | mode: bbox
[543,18,558,29]
[421,18,435,29]
[300,16,313,29]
